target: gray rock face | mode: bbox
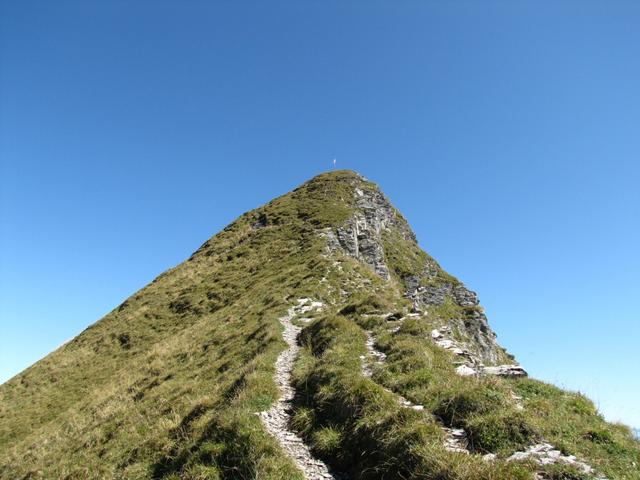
[431,327,526,378]
[335,211,390,279]
[406,281,502,364]
[482,365,528,377]
[452,312,501,364]
[406,283,480,308]
[453,285,480,306]
[319,174,510,366]
[413,284,449,305]
[324,180,413,280]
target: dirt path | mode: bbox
[258,299,337,480]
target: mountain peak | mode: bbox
[237,170,507,364]
[1,173,637,480]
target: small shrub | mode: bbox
[583,428,614,444]
[465,411,537,453]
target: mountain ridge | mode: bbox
[0,170,638,479]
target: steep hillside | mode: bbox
[1,171,638,480]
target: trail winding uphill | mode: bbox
[258,299,337,480]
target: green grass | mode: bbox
[382,229,458,287]
[1,170,637,479]
[512,378,640,479]
[0,172,358,479]
[291,311,533,480]
[346,302,639,478]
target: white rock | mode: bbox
[456,365,478,376]
[437,339,455,349]
[482,365,528,377]
[508,442,603,478]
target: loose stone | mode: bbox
[258,299,338,480]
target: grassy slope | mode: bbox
[0,170,637,479]
[291,286,640,479]
[0,171,356,479]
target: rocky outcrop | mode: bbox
[318,174,509,366]
[323,179,414,281]
[431,327,527,379]
[482,365,527,377]
[335,214,390,279]
[405,282,504,364]
[507,443,607,480]
[403,269,483,307]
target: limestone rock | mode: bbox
[404,281,503,364]
[323,177,414,280]
[482,365,528,377]
[507,443,606,479]
[456,365,478,376]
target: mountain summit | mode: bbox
[1,171,638,479]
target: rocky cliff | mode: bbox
[321,173,510,366]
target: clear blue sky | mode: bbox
[1,1,639,428]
